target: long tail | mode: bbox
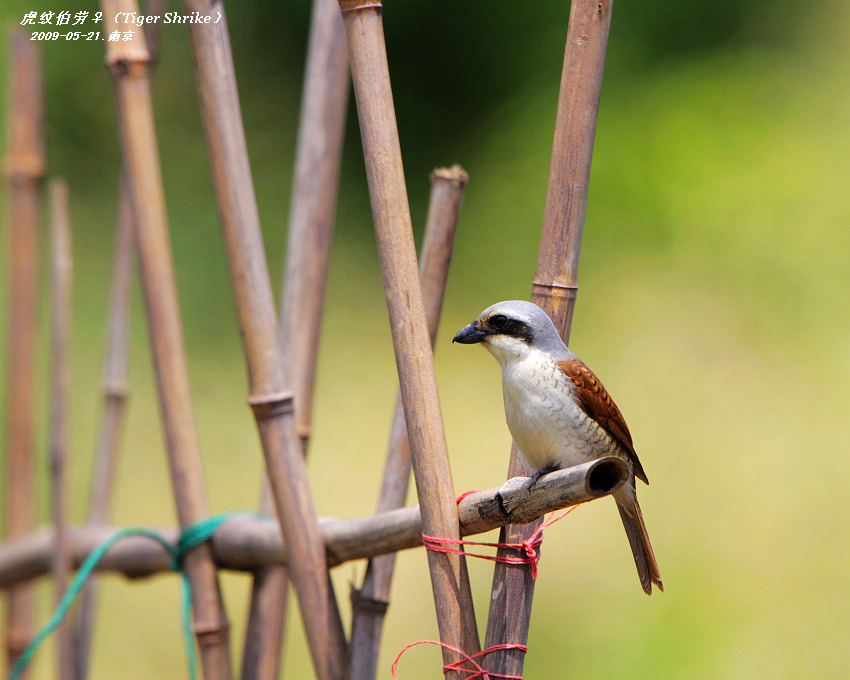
[614,487,662,595]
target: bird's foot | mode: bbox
[527,466,558,489]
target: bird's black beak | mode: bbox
[452,323,486,344]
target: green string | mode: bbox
[8,511,259,680]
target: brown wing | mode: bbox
[557,359,648,484]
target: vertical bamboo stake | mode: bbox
[74,179,134,680]
[279,0,350,456]
[3,29,45,677]
[76,10,163,676]
[179,2,348,678]
[482,1,613,675]
[100,4,233,679]
[241,0,349,677]
[48,179,75,680]
[532,0,611,335]
[84,181,133,533]
[338,2,480,675]
[349,166,468,680]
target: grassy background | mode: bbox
[1,0,849,678]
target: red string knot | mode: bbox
[392,639,528,679]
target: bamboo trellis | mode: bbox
[1,0,616,678]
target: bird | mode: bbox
[452,300,662,594]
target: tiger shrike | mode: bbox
[453,300,662,594]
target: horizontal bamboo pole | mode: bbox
[0,457,627,588]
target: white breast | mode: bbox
[497,346,613,471]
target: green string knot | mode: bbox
[8,511,259,680]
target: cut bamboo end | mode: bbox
[460,456,627,529]
[430,164,469,187]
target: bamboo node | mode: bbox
[531,280,578,300]
[5,153,47,181]
[108,59,148,79]
[103,379,130,401]
[247,391,295,420]
[192,620,231,647]
[5,631,31,657]
[338,0,382,13]
[350,586,389,614]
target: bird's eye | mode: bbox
[491,314,508,329]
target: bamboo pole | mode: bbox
[242,0,350,677]
[532,0,612,335]
[83,179,133,556]
[76,9,163,676]
[0,457,628,588]
[482,1,613,675]
[3,29,45,677]
[238,511,288,680]
[179,2,348,678]
[349,165,468,680]
[48,180,75,680]
[279,0,349,457]
[74,179,134,680]
[337,2,479,674]
[100,4,233,679]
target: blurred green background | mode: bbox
[2,0,849,678]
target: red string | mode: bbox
[396,502,583,677]
[456,489,482,504]
[422,504,580,579]
[391,639,528,679]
